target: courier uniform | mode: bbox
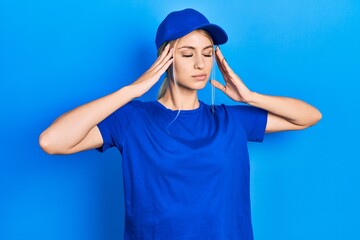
[97,100,268,240]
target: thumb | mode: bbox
[210,80,226,93]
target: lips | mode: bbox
[191,74,208,81]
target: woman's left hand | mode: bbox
[210,46,253,103]
[210,46,322,132]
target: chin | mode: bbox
[175,80,208,91]
[189,83,208,91]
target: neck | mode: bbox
[158,81,199,110]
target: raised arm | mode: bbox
[210,46,322,133]
[39,45,174,154]
[245,93,322,133]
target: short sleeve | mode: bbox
[96,102,132,152]
[227,105,268,142]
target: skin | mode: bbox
[39,30,322,154]
[212,45,322,132]
[158,30,214,110]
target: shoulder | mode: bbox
[210,103,266,116]
[216,104,268,142]
[107,100,145,121]
[213,103,268,127]
[115,100,154,112]
[126,100,160,113]
[111,100,162,119]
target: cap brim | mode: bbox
[198,24,228,45]
[156,23,228,49]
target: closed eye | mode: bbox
[182,54,213,58]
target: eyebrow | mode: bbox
[177,45,214,50]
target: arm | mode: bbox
[210,46,322,133]
[39,45,174,154]
[246,93,322,133]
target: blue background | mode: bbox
[1,0,359,239]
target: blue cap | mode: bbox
[155,8,228,49]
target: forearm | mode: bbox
[40,85,136,152]
[247,92,322,127]
[40,44,174,154]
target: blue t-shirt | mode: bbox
[97,100,268,240]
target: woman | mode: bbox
[39,8,321,240]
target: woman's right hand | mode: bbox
[129,44,174,98]
[39,44,173,154]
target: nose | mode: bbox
[194,54,205,70]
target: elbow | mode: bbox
[302,109,323,129]
[39,131,66,155]
[39,132,56,154]
[316,110,323,123]
[311,109,322,126]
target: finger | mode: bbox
[222,56,236,76]
[158,57,174,74]
[215,46,238,78]
[156,39,178,70]
[153,48,174,73]
[210,79,226,93]
[215,46,228,75]
[215,46,225,66]
[159,43,170,58]
[150,44,171,70]
[153,39,178,72]
[136,56,174,87]
[215,46,224,61]
[145,57,174,86]
[149,46,173,73]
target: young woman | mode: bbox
[39,8,321,240]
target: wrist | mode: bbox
[122,85,142,99]
[114,85,138,101]
[244,91,258,105]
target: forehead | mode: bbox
[176,30,213,48]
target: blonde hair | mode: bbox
[156,30,214,100]
[157,42,171,99]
